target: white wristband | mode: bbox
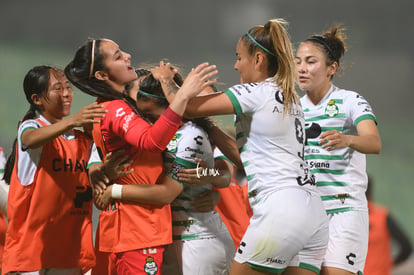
[111,184,123,199]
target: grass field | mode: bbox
[1,42,413,245]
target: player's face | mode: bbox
[136,100,166,124]
[99,39,137,91]
[39,70,73,122]
[234,40,257,84]
[295,42,333,92]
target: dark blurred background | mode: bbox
[1,0,413,273]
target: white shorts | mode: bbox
[234,187,329,274]
[163,230,235,275]
[323,210,369,273]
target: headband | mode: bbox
[307,36,336,62]
[88,40,96,79]
[138,89,166,99]
[246,32,275,57]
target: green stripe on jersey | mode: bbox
[305,154,345,160]
[321,126,343,132]
[87,161,102,169]
[354,114,377,126]
[316,181,349,187]
[246,174,255,181]
[311,168,345,175]
[326,207,354,214]
[321,195,352,201]
[330,98,343,104]
[173,157,198,169]
[224,89,242,114]
[307,141,321,146]
[173,234,200,240]
[305,113,346,122]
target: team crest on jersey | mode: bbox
[325,100,339,117]
[166,133,181,153]
[144,256,158,275]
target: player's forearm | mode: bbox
[209,158,232,188]
[347,134,381,154]
[119,177,183,205]
[208,125,243,169]
[22,119,75,149]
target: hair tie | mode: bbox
[88,40,96,79]
[307,36,336,62]
[246,32,275,57]
[138,89,166,99]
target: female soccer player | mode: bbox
[2,65,106,274]
[65,38,217,274]
[151,18,330,275]
[295,25,382,275]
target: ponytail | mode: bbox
[4,65,57,184]
[243,19,298,114]
[3,105,38,184]
[267,19,298,113]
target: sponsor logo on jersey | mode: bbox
[122,113,134,132]
[308,161,330,169]
[167,134,180,153]
[115,107,125,117]
[305,148,321,154]
[325,100,339,117]
[52,158,88,172]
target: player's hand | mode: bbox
[190,189,220,212]
[94,185,114,210]
[67,102,107,127]
[151,61,177,82]
[103,149,134,181]
[178,158,210,187]
[89,163,109,196]
[178,63,218,99]
[319,130,351,151]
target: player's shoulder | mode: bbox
[104,99,131,111]
[331,85,361,99]
[180,121,208,137]
[226,81,264,95]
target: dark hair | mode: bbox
[240,18,298,113]
[125,68,151,98]
[136,73,178,109]
[305,24,347,77]
[64,39,144,117]
[137,70,215,132]
[3,65,59,184]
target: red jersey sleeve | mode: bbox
[103,100,182,152]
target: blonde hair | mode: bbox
[243,18,298,114]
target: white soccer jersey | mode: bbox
[165,121,227,240]
[223,79,318,204]
[301,84,377,213]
